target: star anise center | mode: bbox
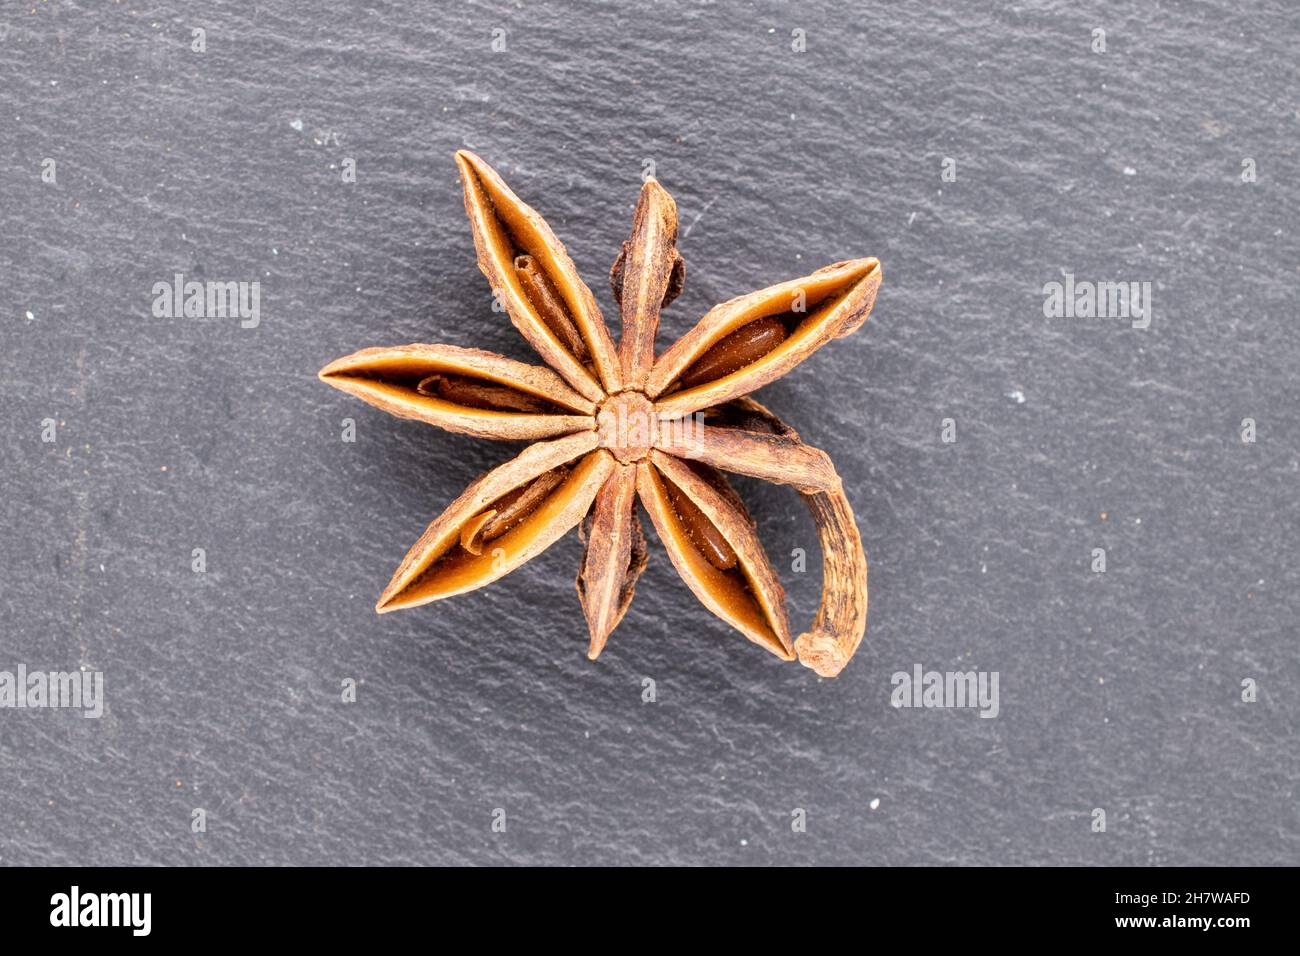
[596,390,656,463]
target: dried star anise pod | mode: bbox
[319,151,881,676]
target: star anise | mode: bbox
[319,151,881,676]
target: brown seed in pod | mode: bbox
[460,466,571,554]
[663,476,738,570]
[515,255,592,365]
[678,316,788,389]
[417,373,549,413]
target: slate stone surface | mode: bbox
[1,0,1296,866]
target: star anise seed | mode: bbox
[319,150,880,676]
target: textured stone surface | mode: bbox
[1,0,1297,866]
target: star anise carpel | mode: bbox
[319,150,881,677]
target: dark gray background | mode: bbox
[2,0,1296,866]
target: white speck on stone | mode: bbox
[908,211,917,225]
[1123,166,1136,176]
[740,839,748,846]
[290,118,304,131]
[869,798,881,811]
[1006,389,1026,404]
[25,310,35,321]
